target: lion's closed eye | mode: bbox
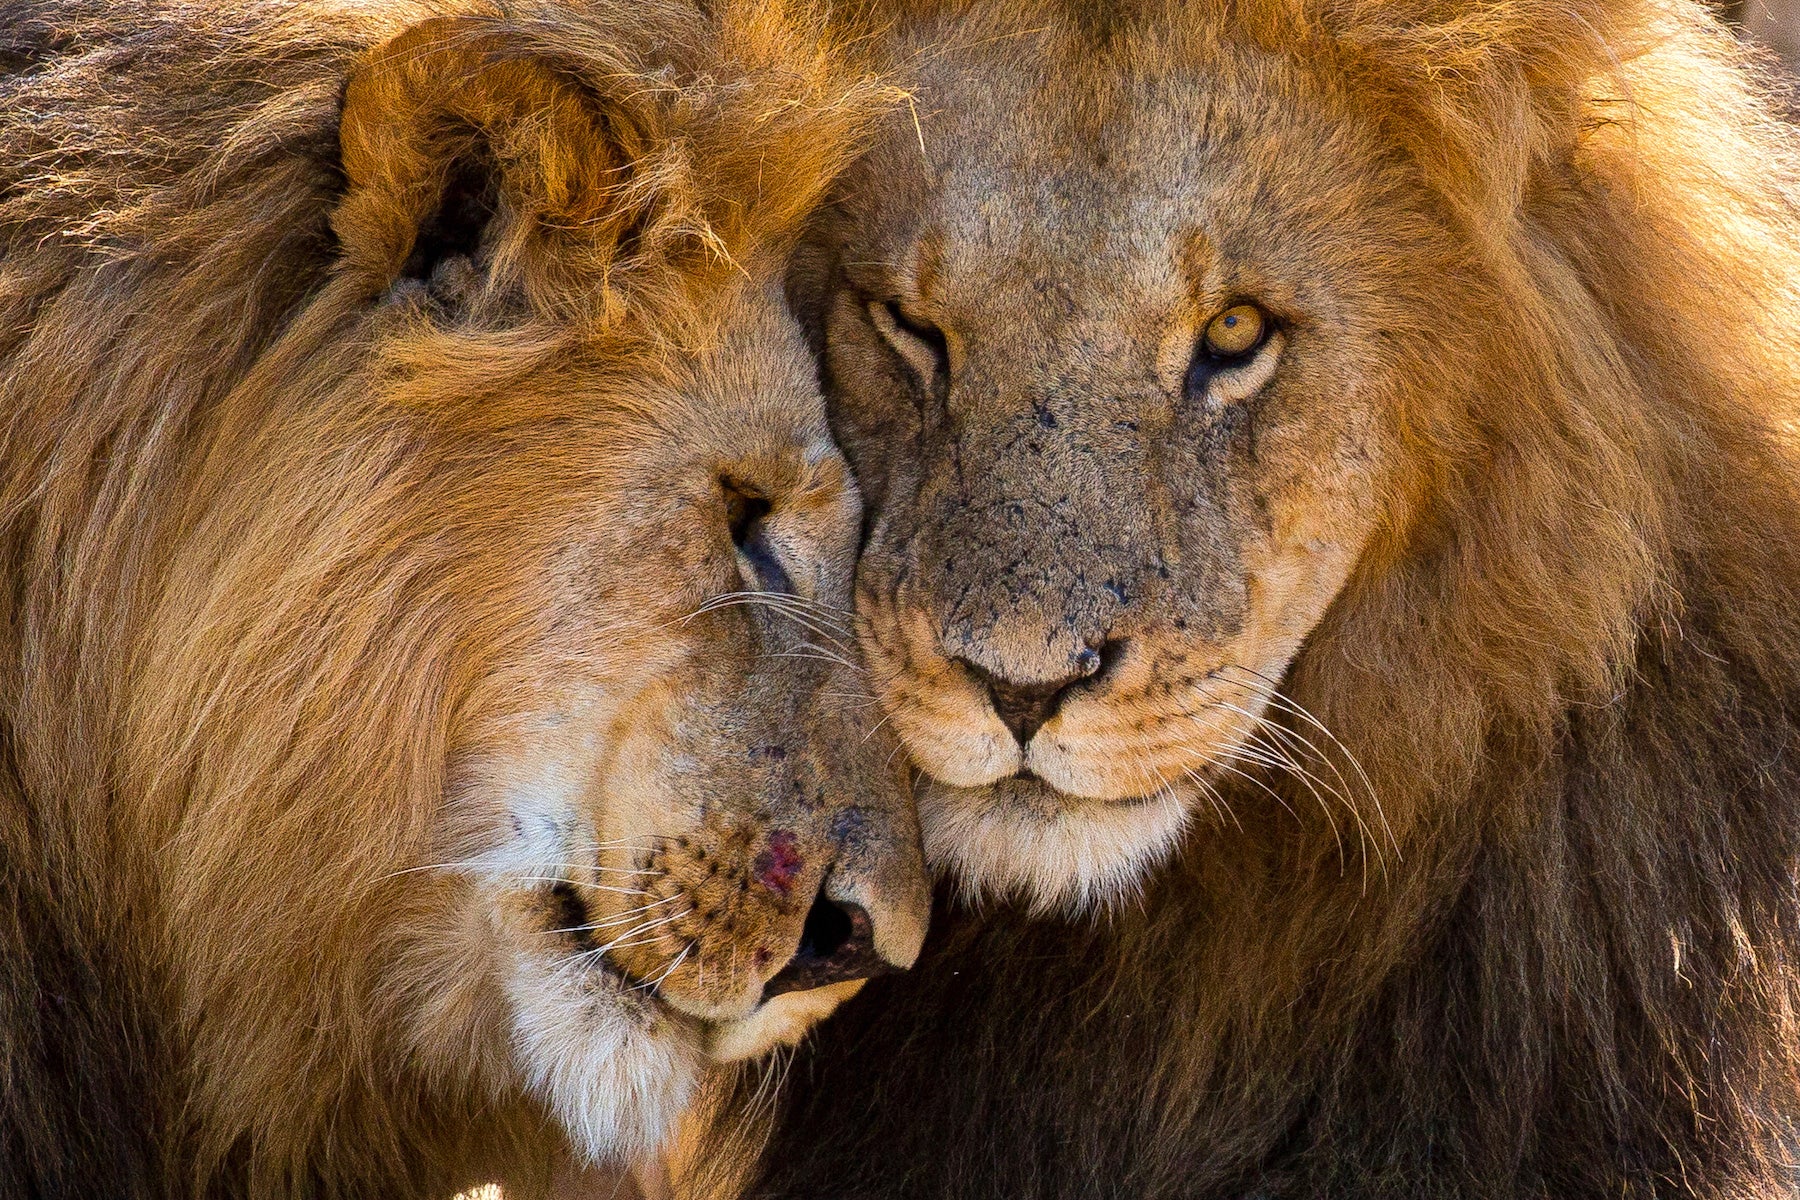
[869,298,950,388]
[723,478,795,595]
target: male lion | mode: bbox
[0,1,928,1196]
[685,0,1800,1196]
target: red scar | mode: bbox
[753,830,804,896]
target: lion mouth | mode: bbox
[941,773,1167,812]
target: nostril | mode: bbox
[762,888,896,1000]
[796,889,855,960]
[1090,638,1128,684]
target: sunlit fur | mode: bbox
[0,2,928,1197]
[684,0,1800,1196]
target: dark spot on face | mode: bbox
[749,744,788,762]
[753,830,805,896]
[754,946,774,969]
[549,882,592,950]
[829,807,871,854]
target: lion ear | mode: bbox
[333,16,643,300]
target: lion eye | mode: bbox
[869,299,948,388]
[721,478,792,593]
[1201,303,1267,360]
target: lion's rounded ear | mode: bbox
[333,16,642,297]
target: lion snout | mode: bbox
[611,817,923,1027]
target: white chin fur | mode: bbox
[920,779,1192,915]
[505,954,702,1166]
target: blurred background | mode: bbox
[1727,0,1800,67]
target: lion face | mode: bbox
[71,9,927,1175]
[322,20,928,1164]
[800,19,1449,910]
[427,276,929,1159]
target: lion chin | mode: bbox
[918,777,1193,914]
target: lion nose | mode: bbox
[762,887,898,999]
[960,647,1107,744]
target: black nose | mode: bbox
[762,888,897,1000]
[960,650,1106,744]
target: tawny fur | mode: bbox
[682,0,1800,1196]
[0,2,924,1197]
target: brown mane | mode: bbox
[690,1,1800,1195]
[0,1,888,1195]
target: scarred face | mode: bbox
[794,15,1448,911]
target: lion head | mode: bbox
[789,0,1780,911]
[0,1,924,1194]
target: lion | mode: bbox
[0,1,930,1196]
[679,0,1800,1196]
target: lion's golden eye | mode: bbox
[1202,303,1267,360]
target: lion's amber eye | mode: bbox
[1202,303,1267,360]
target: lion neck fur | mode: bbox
[690,1,1800,1196]
[0,1,881,1196]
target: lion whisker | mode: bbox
[1173,761,1240,832]
[1233,712,1384,884]
[766,647,868,675]
[694,588,853,619]
[1216,664,1397,859]
[1209,703,1362,832]
[564,908,694,974]
[793,639,865,671]
[544,895,682,936]
[635,941,693,993]
[1179,705,1351,873]
[689,592,857,650]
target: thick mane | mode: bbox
[698,2,1800,1197]
[0,2,886,1194]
